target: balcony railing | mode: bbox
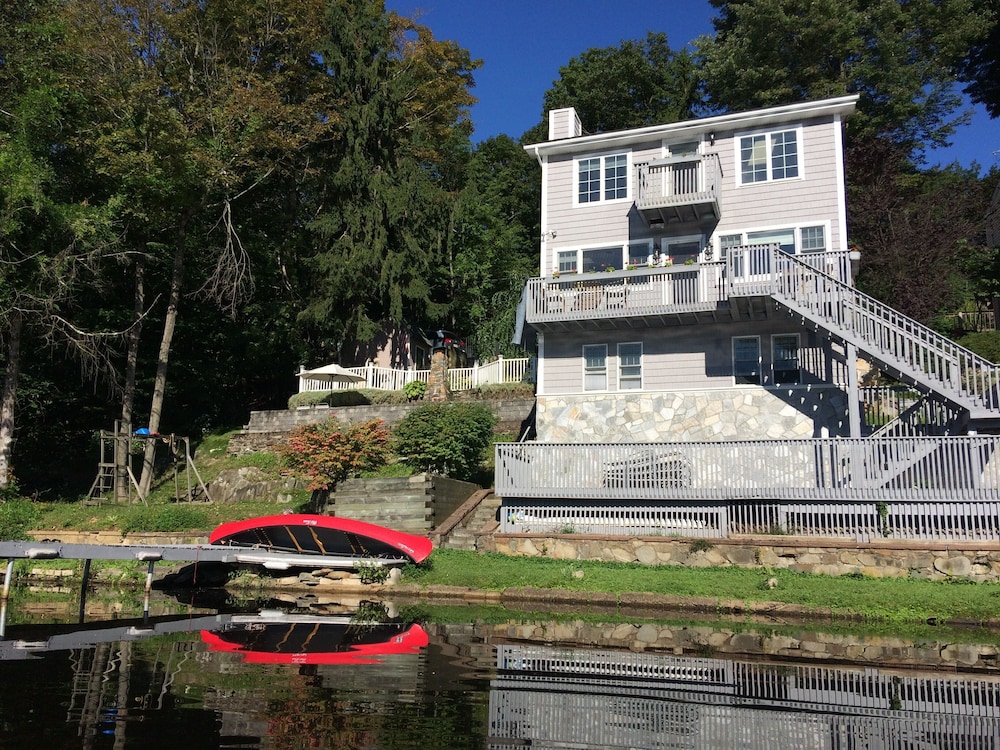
[636,153,721,226]
[524,249,854,325]
[525,265,726,324]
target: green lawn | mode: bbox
[404,548,1000,626]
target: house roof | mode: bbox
[524,94,859,160]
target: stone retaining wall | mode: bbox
[491,533,1000,582]
[231,398,534,453]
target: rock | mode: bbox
[934,555,972,577]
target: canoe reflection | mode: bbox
[201,614,428,664]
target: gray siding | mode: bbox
[540,318,847,396]
[712,114,844,251]
[540,113,847,276]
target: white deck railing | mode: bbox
[298,356,534,394]
[496,436,1000,502]
[523,249,855,325]
[495,436,1000,541]
[635,153,721,212]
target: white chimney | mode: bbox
[548,107,582,140]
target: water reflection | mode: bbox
[0,597,997,749]
[490,643,1000,749]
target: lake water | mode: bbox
[1,591,998,749]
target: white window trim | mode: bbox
[713,222,832,256]
[583,344,608,392]
[618,342,643,391]
[734,125,803,186]
[557,242,631,274]
[574,150,632,206]
[732,335,761,386]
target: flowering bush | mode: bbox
[277,417,391,491]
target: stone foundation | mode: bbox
[536,386,850,442]
[492,533,1000,582]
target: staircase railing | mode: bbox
[729,245,1000,415]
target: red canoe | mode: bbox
[209,514,433,564]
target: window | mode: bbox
[733,337,761,385]
[618,343,642,390]
[582,246,622,272]
[628,242,651,267]
[739,129,799,184]
[665,238,701,265]
[772,334,800,385]
[718,234,743,260]
[800,225,826,253]
[578,153,629,203]
[557,250,578,273]
[583,345,607,391]
[746,228,795,255]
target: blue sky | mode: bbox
[389,0,997,173]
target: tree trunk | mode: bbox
[138,229,185,500]
[116,257,144,502]
[0,311,23,493]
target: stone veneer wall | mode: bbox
[536,386,850,442]
[491,534,1000,582]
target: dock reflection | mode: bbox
[489,642,1000,749]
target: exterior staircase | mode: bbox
[431,490,502,551]
[731,246,1000,428]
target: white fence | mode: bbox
[495,436,1000,541]
[298,356,534,393]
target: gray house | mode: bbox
[501,97,1000,541]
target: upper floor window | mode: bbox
[578,153,629,203]
[739,129,799,185]
[557,250,578,273]
[800,225,826,253]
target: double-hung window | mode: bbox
[578,153,629,203]
[733,336,761,385]
[583,344,607,391]
[739,129,800,184]
[618,343,642,390]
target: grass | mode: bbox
[402,548,1000,626]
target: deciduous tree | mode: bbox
[698,0,991,157]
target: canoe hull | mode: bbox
[209,514,433,564]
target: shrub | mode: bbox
[287,389,408,409]
[958,331,1000,363]
[473,382,535,400]
[403,380,427,401]
[393,402,496,481]
[277,417,390,491]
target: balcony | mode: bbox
[636,153,721,229]
[524,264,727,328]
